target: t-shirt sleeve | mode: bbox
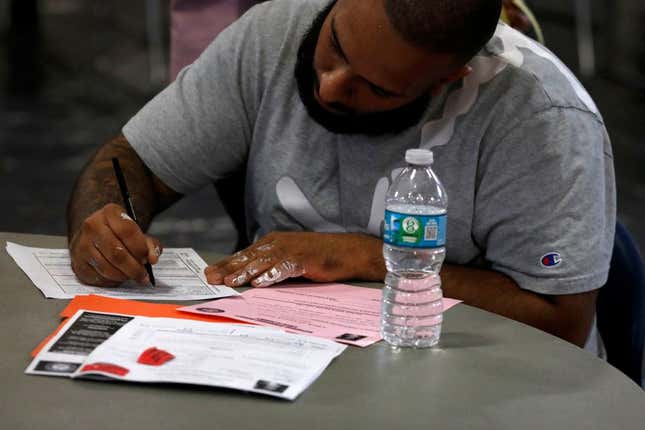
[122,8,262,194]
[473,107,616,295]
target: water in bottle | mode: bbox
[381,148,448,348]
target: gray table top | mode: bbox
[1,232,644,430]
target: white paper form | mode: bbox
[26,310,135,377]
[26,310,270,378]
[72,316,346,400]
[6,242,238,300]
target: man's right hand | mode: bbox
[69,203,163,287]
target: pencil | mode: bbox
[111,157,156,286]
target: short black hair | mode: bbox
[383,0,502,61]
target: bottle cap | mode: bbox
[405,149,434,165]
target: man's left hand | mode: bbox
[204,231,384,288]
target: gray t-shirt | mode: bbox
[124,0,615,299]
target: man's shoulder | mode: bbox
[242,0,328,37]
[217,0,327,67]
[481,23,602,122]
[192,0,327,92]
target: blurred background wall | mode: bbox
[1,0,643,255]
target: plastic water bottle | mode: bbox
[381,148,448,348]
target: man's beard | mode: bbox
[294,2,431,136]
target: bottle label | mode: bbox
[383,210,446,248]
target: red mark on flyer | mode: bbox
[81,362,130,376]
[137,347,175,366]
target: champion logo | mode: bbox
[540,252,562,268]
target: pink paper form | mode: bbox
[179,283,461,347]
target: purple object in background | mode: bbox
[170,0,260,79]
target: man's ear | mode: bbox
[430,65,473,96]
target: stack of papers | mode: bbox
[15,241,463,400]
[6,242,237,300]
[27,310,345,400]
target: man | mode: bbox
[67,0,615,350]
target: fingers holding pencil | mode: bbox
[69,203,162,287]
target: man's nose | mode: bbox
[317,68,353,107]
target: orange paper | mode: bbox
[31,295,247,357]
[59,295,243,322]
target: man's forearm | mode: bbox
[441,265,598,347]
[353,237,596,347]
[67,134,163,240]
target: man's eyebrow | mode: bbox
[330,16,349,62]
[330,16,405,98]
